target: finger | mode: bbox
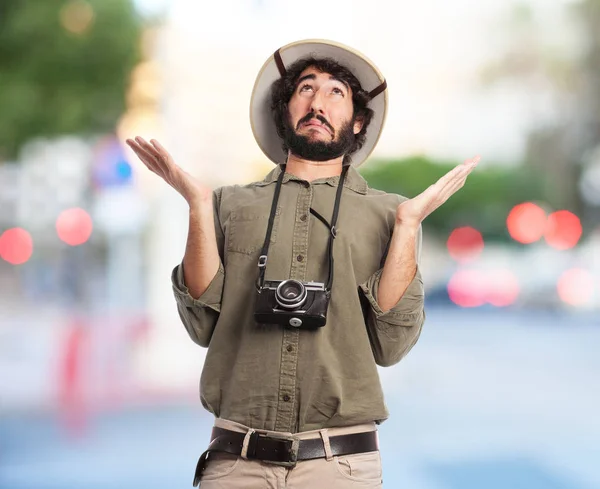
[131,137,169,178]
[127,139,157,164]
[426,166,472,209]
[433,164,465,190]
[126,139,155,162]
[462,154,480,163]
[149,139,177,174]
[461,155,480,173]
[443,164,474,192]
[469,154,481,165]
[150,139,172,161]
[135,136,161,161]
[136,137,174,177]
[126,139,163,176]
[439,155,479,186]
[436,164,477,202]
[443,157,479,186]
[433,164,471,194]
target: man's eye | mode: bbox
[300,84,313,92]
[332,87,344,95]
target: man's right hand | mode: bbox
[126,136,212,207]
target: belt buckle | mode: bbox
[251,431,300,468]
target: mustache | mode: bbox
[296,113,335,135]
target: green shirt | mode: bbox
[171,164,425,433]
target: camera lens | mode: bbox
[275,280,307,309]
[280,281,302,299]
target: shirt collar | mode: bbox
[255,164,368,195]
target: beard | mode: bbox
[283,112,356,162]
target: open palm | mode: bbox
[396,155,480,228]
[126,136,212,206]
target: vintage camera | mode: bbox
[254,279,331,329]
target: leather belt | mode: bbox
[193,426,379,486]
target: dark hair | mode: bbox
[270,56,374,161]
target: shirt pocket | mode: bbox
[227,205,281,255]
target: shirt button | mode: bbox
[300,214,307,222]
[283,394,291,402]
[296,254,304,262]
[286,344,293,352]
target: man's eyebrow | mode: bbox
[296,74,316,86]
[295,73,350,92]
[329,75,350,91]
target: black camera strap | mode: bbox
[256,164,349,292]
[256,166,286,290]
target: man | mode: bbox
[127,39,479,488]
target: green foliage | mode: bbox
[360,155,547,242]
[0,0,141,161]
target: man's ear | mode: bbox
[353,115,364,135]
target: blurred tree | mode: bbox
[360,156,546,242]
[0,0,141,162]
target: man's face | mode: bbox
[284,66,363,161]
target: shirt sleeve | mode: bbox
[358,224,426,367]
[171,187,226,348]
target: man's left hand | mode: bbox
[396,155,480,229]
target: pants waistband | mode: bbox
[213,418,377,441]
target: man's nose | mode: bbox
[310,89,326,114]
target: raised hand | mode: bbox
[396,155,480,229]
[126,136,212,207]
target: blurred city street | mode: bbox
[2,307,599,489]
[2,0,600,488]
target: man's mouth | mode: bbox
[302,120,332,135]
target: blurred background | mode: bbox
[1,0,599,488]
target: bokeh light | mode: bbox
[446,226,484,263]
[545,210,582,250]
[60,0,95,35]
[92,136,134,188]
[447,269,487,308]
[448,268,520,308]
[557,268,595,306]
[486,269,520,307]
[0,228,34,265]
[56,208,93,246]
[506,202,547,244]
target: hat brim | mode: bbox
[249,39,388,168]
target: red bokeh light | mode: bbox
[447,269,487,308]
[447,226,484,263]
[56,208,93,246]
[0,228,33,265]
[557,268,594,306]
[545,211,582,250]
[448,268,520,308]
[506,202,547,244]
[486,269,520,307]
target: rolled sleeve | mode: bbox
[359,265,424,325]
[359,266,425,367]
[171,261,225,347]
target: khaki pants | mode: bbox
[196,418,383,488]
